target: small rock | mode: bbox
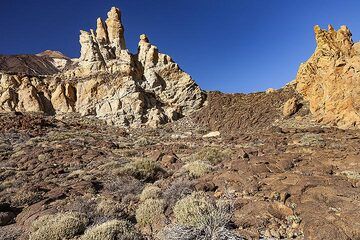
[268,202,293,220]
[202,131,221,138]
[0,212,15,226]
[265,88,276,94]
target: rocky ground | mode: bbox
[0,90,359,240]
[1,6,360,240]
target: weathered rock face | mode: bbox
[0,6,206,128]
[283,97,298,117]
[295,25,360,128]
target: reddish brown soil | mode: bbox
[191,88,307,134]
[0,96,359,239]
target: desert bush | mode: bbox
[80,219,141,240]
[167,191,241,240]
[29,212,88,240]
[163,179,194,210]
[182,161,213,178]
[104,176,143,198]
[139,185,162,201]
[158,224,243,240]
[96,199,124,218]
[190,147,230,165]
[136,198,165,227]
[119,159,165,181]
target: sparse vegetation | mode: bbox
[80,220,141,240]
[96,199,124,218]
[136,198,165,227]
[119,159,165,181]
[189,147,231,165]
[29,212,88,240]
[182,160,213,178]
[140,184,162,201]
[159,191,241,240]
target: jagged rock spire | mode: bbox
[105,7,126,50]
[96,18,109,44]
[313,24,353,56]
[79,7,127,64]
[295,25,360,128]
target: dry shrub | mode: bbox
[80,219,141,240]
[182,161,213,178]
[136,198,165,227]
[29,212,88,240]
[160,191,242,240]
[96,199,124,218]
[163,179,194,210]
[190,147,231,165]
[139,185,162,202]
[119,159,165,181]
[103,176,143,198]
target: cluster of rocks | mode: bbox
[0,7,205,127]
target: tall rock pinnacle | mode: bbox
[79,7,127,68]
[96,18,109,44]
[105,7,126,51]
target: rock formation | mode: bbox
[295,24,360,128]
[0,7,206,127]
[283,97,298,117]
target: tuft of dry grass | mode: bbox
[189,147,231,165]
[159,191,241,240]
[135,198,165,227]
[182,161,213,178]
[139,185,162,202]
[119,158,165,181]
[80,219,141,240]
[29,212,88,240]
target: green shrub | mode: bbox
[182,161,213,178]
[29,212,88,240]
[139,185,162,202]
[80,220,141,240]
[120,159,164,181]
[135,198,165,227]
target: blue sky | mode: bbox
[1,0,360,93]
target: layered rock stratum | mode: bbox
[0,7,205,127]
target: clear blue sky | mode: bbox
[1,0,360,93]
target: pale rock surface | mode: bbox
[283,97,298,117]
[0,6,206,128]
[295,25,360,128]
[202,131,221,138]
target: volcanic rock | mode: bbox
[295,24,360,128]
[283,97,298,117]
[0,7,206,127]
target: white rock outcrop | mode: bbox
[0,6,206,128]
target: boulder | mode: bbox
[283,97,298,117]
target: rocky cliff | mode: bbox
[0,7,206,127]
[295,25,360,128]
